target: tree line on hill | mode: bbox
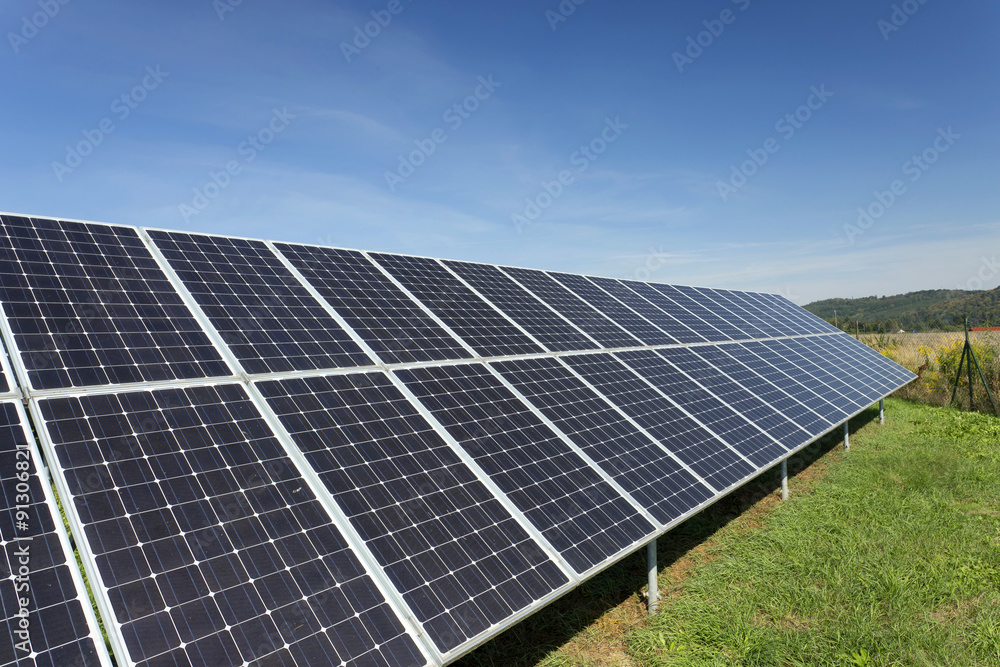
[803,287,1000,332]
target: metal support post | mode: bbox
[780,459,789,501]
[879,398,884,425]
[647,540,659,615]
[843,421,850,451]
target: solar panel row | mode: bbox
[0,214,914,667]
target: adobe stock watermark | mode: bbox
[341,0,414,63]
[877,0,931,41]
[621,246,669,282]
[545,0,587,31]
[956,254,999,291]
[178,107,296,223]
[717,84,833,201]
[843,126,959,245]
[7,0,70,54]
[213,0,245,21]
[511,116,628,233]
[673,0,751,74]
[384,75,501,192]
[51,65,169,182]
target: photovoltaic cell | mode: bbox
[560,353,754,491]
[727,291,799,337]
[545,272,676,346]
[491,357,714,524]
[585,276,704,344]
[0,216,231,391]
[771,339,871,409]
[147,230,373,375]
[500,267,642,349]
[1,401,108,667]
[698,289,773,338]
[38,384,424,667]
[792,337,887,402]
[370,253,545,358]
[689,345,831,436]
[647,284,743,341]
[655,348,806,449]
[395,364,655,574]
[256,372,567,653]
[617,350,786,467]
[274,244,471,365]
[828,335,916,387]
[441,261,596,352]
[737,341,851,423]
[0,354,10,395]
[663,285,754,340]
[614,281,717,343]
[765,294,836,334]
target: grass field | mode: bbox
[454,399,1000,666]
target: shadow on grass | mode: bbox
[452,406,880,667]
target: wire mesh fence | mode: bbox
[859,330,1000,413]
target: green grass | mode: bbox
[628,399,1000,666]
[458,399,1000,666]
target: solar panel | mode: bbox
[687,345,832,436]
[614,281,721,343]
[1,400,112,667]
[369,253,545,358]
[697,288,772,338]
[769,339,872,410]
[36,384,427,667]
[737,340,853,423]
[273,244,472,365]
[560,353,756,491]
[491,357,715,523]
[0,215,232,391]
[585,276,706,344]
[147,230,374,375]
[255,372,568,654]
[726,291,799,337]
[0,212,917,667]
[441,260,597,352]
[655,348,808,449]
[544,272,677,346]
[647,284,745,341]
[615,349,788,467]
[395,363,656,575]
[499,267,642,349]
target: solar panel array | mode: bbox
[0,213,915,667]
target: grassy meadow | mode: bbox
[455,399,1000,667]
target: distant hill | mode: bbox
[803,288,1000,331]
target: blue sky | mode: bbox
[1,0,997,303]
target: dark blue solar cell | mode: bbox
[0,401,110,667]
[257,372,567,653]
[0,215,231,390]
[616,349,787,468]
[499,267,642,349]
[587,276,706,344]
[560,353,755,491]
[690,345,832,436]
[148,230,373,374]
[492,357,714,524]
[38,385,425,667]
[370,253,545,358]
[644,284,740,341]
[544,273,677,345]
[395,363,656,575]
[274,243,472,365]
[442,260,598,352]
[656,348,807,450]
